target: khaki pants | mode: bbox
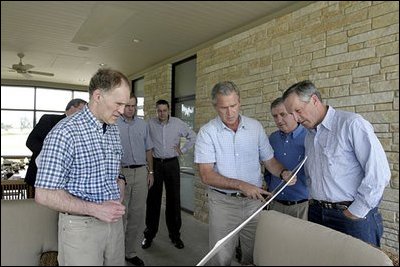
[58,213,125,266]
[122,166,148,258]
[268,200,309,220]
[208,189,263,266]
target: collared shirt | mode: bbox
[195,115,274,192]
[35,105,123,203]
[117,116,153,166]
[265,124,308,201]
[305,106,390,218]
[148,116,196,159]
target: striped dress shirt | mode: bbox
[195,115,274,192]
[305,106,390,218]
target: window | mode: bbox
[133,77,144,118]
[36,88,72,111]
[1,110,34,156]
[73,91,89,103]
[172,56,196,130]
[1,86,34,109]
[1,85,89,157]
[172,55,196,213]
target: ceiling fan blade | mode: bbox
[27,70,54,77]
[11,53,54,77]
[24,64,34,70]
[22,73,33,79]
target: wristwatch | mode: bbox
[118,173,127,185]
[279,169,288,180]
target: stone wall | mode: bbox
[141,1,399,253]
[143,64,172,119]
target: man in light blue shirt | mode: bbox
[282,80,390,247]
[264,97,309,220]
[117,94,153,266]
[195,81,295,266]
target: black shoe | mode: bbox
[125,256,145,266]
[235,244,242,262]
[141,238,152,249]
[171,237,184,249]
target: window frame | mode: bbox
[1,84,89,157]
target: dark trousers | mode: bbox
[308,204,384,247]
[144,158,181,240]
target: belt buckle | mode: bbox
[313,200,320,206]
[235,192,241,197]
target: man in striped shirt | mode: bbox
[282,80,390,247]
[195,81,295,265]
[118,94,153,266]
[142,99,196,250]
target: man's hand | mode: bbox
[174,145,183,156]
[147,172,154,188]
[343,209,361,220]
[281,170,297,185]
[240,183,270,200]
[93,200,125,223]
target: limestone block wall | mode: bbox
[143,64,172,119]
[140,1,399,253]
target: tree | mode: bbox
[20,117,31,130]
[1,122,12,131]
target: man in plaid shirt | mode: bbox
[35,68,131,266]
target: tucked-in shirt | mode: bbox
[148,116,196,159]
[35,105,123,203]
[195,115,274,193]
[265,124,309,201]
[305,106,390,218]
[117,116,153,166]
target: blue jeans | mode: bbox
[308,205,383,247]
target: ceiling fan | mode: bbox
[10,53,54,77]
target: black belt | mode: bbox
[123,164,145,169]
[309,199,353,210]
[153,157,177,163]
[212,188,246,198]
[275,199,308,206]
